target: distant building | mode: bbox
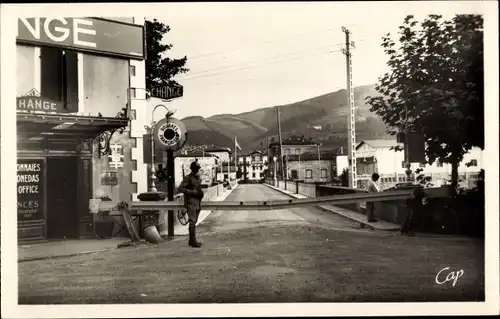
[217,166,237,182]
[284,149,348,183]
[268,135,318,179]
[174,153,218,187]
[356,139,484,190]
[205,147,232,163]
[238,151,268,181]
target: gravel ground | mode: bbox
[18,224,484,304]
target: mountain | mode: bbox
[181,84,392,153]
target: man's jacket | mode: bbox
[366,180,380,193]
[178,174,204,212]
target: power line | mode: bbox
[179,38,366,80]
[178,44,349,81]
[206,49,344,87]
[187,26,339,60]
[180,48,343,81]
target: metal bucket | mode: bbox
[144,225,163,244]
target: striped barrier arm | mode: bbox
[97,189,415,214]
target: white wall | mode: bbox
[336,155,349,176]
[16,45,37,96]
[174,157,217,187]
[128,16,148,200]
[208,151,230,162]
[358,144,484,189]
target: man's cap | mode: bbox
[190,161,201,170]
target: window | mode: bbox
[256,155,261,162]
[130,65,136,76]
[419,163,425,168]
[41,47,78,112]
[321,169,327,178]
[129,109,136,120]
[306,169,313,179]
[470,159,478,167]
[291,170,298,179]
[252,173,256,178]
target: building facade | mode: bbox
[284,151,348,183]
[238,151,268,181]
[356,139,483,190]
[268,135,318,179]
[16,17,147,242]
[174,154,218,187]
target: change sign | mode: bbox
[17,159,44,221]
[148,84,183,100]
[17,96,65,113]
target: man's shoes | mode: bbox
[188,225,202,248]
[189,241,202,248]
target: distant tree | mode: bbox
[366,14,484,191]
[145,19,189,88]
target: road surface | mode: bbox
[201,184,363,233]
[18,184,485,304]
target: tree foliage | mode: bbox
[145,19,189,89]
[366,14,484,187]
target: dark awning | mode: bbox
[17,112,129,140]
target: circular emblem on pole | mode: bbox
[153,117,187,151]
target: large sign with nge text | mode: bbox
[17,17,145,59]
[18,159,45,221]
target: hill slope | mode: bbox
[182,84,392,153]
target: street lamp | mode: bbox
[273,156,278,186]
[316,143,322,181]
[149,103,171,192]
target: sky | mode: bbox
[145,2,480,120]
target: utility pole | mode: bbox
[276,106,285,180]
[341,26,357,189]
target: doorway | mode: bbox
[46,156,79,238]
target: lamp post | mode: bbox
[273,156,278,186]
[317,143,322,181]
[149,103,171,192]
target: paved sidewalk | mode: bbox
[18,238,127,262]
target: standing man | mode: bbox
[178,161,204,248]
[366,173,380,222]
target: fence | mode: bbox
[265,180,466,231]
[269,179,384,219]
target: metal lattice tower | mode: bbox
[341,26,357,188]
